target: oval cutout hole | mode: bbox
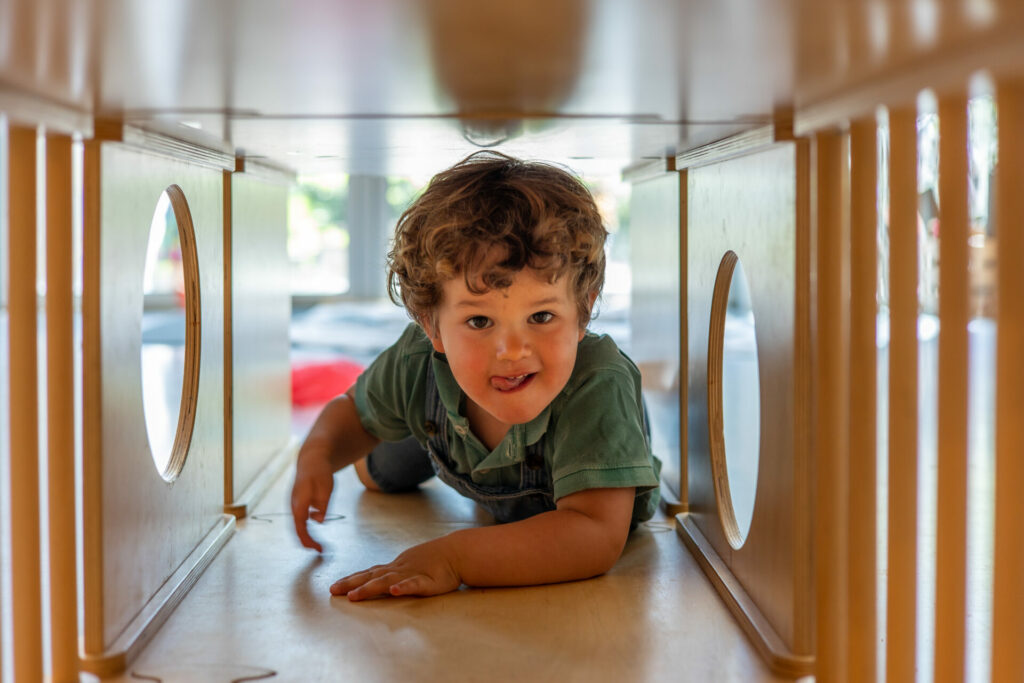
[707,251,761,549]
[141,186,201,482]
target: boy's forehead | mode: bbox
[442,267,568,301]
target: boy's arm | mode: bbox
[291,388,380,551]
[330,486,635,600]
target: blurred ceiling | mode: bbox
[1,0,1022,178]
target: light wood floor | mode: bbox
[90,465,800,682]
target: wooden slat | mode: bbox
[933,92,970,683]
[7,124,43,682]
[991,78,1024,683]
[45,131,79,682]
[676,167,688,511]
[81,138,104,654]
[847,116,878,683]
[884,106,919,683]
[223,169,234,507]
[793,138,813,653]
[813,129,850,683]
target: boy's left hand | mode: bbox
[330,536,462,601]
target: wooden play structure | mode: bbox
[1,1,1023,681]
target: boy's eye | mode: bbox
[466,316,492,330]
[530,311,554,324]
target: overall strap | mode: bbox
[422,358,449,458]
[423,354,552,494]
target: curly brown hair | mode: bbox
[387,151,607,330]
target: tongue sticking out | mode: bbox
[491,374,531,392]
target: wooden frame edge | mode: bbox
[621,157,675,184]
[674,127,776,171]
[224,437,300,519]
[159,184,202,483]
[93,120,235,171]
[79,515,236,677]
[676,513,814,678]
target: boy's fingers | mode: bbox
[295,520,323,553]
[290,499,323,552]
[345,574,396,601]
[308,481,333,524]
[389,576,427,596]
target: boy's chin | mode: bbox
[490,405,545,426]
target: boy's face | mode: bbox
[426,268,592,444]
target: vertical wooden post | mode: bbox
[793,138,814,654]
[814,129,851,683]
[933,92,970,683]
[81,137,104,655]
[884,106,919,683]
[847,116,878,683]
[46,131,79,681]
[991,78,1024,683]
[223,167,234,506]
[677,167,689,511]
[7,123,43,683]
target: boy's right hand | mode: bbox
[290,446,336,552]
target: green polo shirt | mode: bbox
[353,323,661,524]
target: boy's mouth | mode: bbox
[491,373,535,392]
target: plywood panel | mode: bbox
[933,92,970,683]
[846,116,878,683]
[813,129,850,683]
[683,142,808,660]
[884,106,920,683]
[628,172,683,510]
[991,78,1024,683]
[6,123,43,683]
[225,169,291,512]
[81,141,228,657]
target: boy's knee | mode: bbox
[354,458,382,492]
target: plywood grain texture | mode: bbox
[813,129,851,683]
[884,106,920,683]
[991,77,1024,683]
[45,131,79,682]
[628,172,683,512]
[933,92,970,683]
[81,141,229,667]
[224,169,291,514]
[6,121,43,683]
[847,116,878,683]
[679,139,812,672]
[102,469,799,683]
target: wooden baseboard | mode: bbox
[676,513,814,678]
[225,437,300,519]
[80,514,236,677]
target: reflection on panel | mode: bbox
[142,190,186,478]
[721,257,759,546]
[627,173,681,505]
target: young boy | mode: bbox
[290,151,661,601]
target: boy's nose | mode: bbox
[495,329,530,361]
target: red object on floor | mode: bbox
[291,358,365,406]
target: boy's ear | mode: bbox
[420,318,446,354]
[579,290,599,342]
